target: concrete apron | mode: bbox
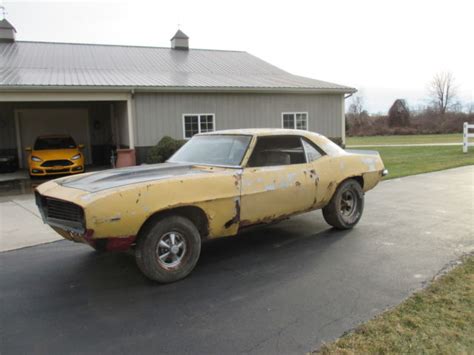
[0,195,62,252]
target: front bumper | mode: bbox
[52,225,136,252]
[29,160,84,176]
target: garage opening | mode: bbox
[0,99,133,171]
[17,108,92,165]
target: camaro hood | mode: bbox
[58,162,212,193]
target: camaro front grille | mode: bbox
[35,192,85,233]
[46,198,83,222]
[41,160,73,167]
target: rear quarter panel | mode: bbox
[309,153,383,209]
[337,153,384,191]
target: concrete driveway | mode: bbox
[0,166,473,354]
[0,194,62,251]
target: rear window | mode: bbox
[34,137,77,150]
[320,139,345,156]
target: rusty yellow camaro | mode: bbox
[35,129,387,282]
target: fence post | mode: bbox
[463,122,468,153]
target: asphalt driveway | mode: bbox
[1,166,473,354]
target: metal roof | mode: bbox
[0,41,355,93]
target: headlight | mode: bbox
[71,154,81,160]
[31,156,42,162]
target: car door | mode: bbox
[300,138,335,208]
[239,135,317,226]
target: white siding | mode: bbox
[134,93,343,146]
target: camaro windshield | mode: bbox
[34,137,77,150]
[169,135,251,167]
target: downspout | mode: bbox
[342,93,355,147]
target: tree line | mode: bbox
[346,72,474,136]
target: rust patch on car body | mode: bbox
[224,199,241,228]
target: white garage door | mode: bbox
[17,108,92,166]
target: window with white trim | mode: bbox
[183,114,215,138]
[282,112,308,130]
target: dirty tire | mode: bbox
[135,215,201,283]
[322,179,364,230]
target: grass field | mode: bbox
[346,133,463,146]
[371,146,474,179]
[316,256,474,354]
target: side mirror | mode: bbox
[78,144,85,149]
[25,147,32,152]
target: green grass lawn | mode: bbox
[346,133,463,146]
[315,256,474,354]
[373,146,474,179]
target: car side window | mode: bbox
[247,136,307,167]
[301,139,324,162]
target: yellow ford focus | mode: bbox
[26,135,85,177]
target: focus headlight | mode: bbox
[31,156,42,162]
[71,154,81,160]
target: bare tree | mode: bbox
[347,94,365,116]
[429,71,457,114]
[467,102,474,114]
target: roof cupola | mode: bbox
[171,29,189,50]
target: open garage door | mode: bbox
[16,108,92,167]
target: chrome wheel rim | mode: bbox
[156,231,186,269]
[340,189,358,220]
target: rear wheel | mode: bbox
[135,215,201,283]
[322,179,364,230]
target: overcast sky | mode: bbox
[2,0,473,113]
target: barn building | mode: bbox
[0,18,356,167]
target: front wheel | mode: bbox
[135,215,201,283]
[322,179,364,230]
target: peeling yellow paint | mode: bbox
[36,130,385,245]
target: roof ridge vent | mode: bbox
[171,29,189,50]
